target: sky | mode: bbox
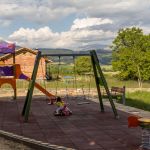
[0,0,150,51]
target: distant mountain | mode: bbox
[96,49,112,65]
[39,48,73,54]
[0,41,112,65]
[39,48,112,65]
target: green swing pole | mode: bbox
[73,56,78,96]
[55,56,61,97]
[90,51,104,112]
[90,50,119,118]
[13,52,17,100]
[22,50,41,122]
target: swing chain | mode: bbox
[55,56,61,96]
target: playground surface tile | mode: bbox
[0,96,145,150]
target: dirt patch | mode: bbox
[0,137,34,150]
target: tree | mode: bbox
[111,27,150,88]
[75,56,92,75]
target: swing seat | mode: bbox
[54,106,72,116]
[54,111,72,116]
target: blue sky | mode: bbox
[0,0,150,51]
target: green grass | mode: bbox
[1,73,150,89]
[47,64,150,88]
[104,74,150,88]
[125,91,150,111]
[43,75,96,89]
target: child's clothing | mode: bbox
[56,100,65,114]
[55,99,72,115]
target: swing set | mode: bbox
[46,55,90,100]
[22,50,119,122]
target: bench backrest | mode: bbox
[111,86,125,94]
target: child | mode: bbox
[55,97,72,116]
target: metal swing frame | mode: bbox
[64,55,87,100]
[55,56,61,97]
[22,50,119,122]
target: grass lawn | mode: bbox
[125,91,150,111]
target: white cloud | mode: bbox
[56,29,115,50]
[0,0,150,31]
[9,26,59,48]
[0,1,150,23]
[71,18,113,30]
[0,1,76,24]
[1,0,150,50]
[140,26,150,34]
[8,17,115,50]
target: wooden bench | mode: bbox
[101,86,126,105]
[111,86,126,105]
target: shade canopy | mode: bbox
[0,41,15,54]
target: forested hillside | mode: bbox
[40,48,112,65]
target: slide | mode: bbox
[19,72,56,101]
[25,76,55,99]
[34,81,55,98]
[1,64,56,101]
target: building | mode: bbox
[0,47,51,79]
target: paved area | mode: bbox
[0,95,147,150]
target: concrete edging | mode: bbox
[0,130,75,150]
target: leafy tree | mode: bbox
[75,56,92,75]
[111,27,150,88]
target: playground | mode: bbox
[0,95,145,150]
[0,42,150,150]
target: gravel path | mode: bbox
[0,137,34,150]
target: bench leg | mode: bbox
[122,94,125,105]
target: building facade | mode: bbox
[0,48,50,79]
